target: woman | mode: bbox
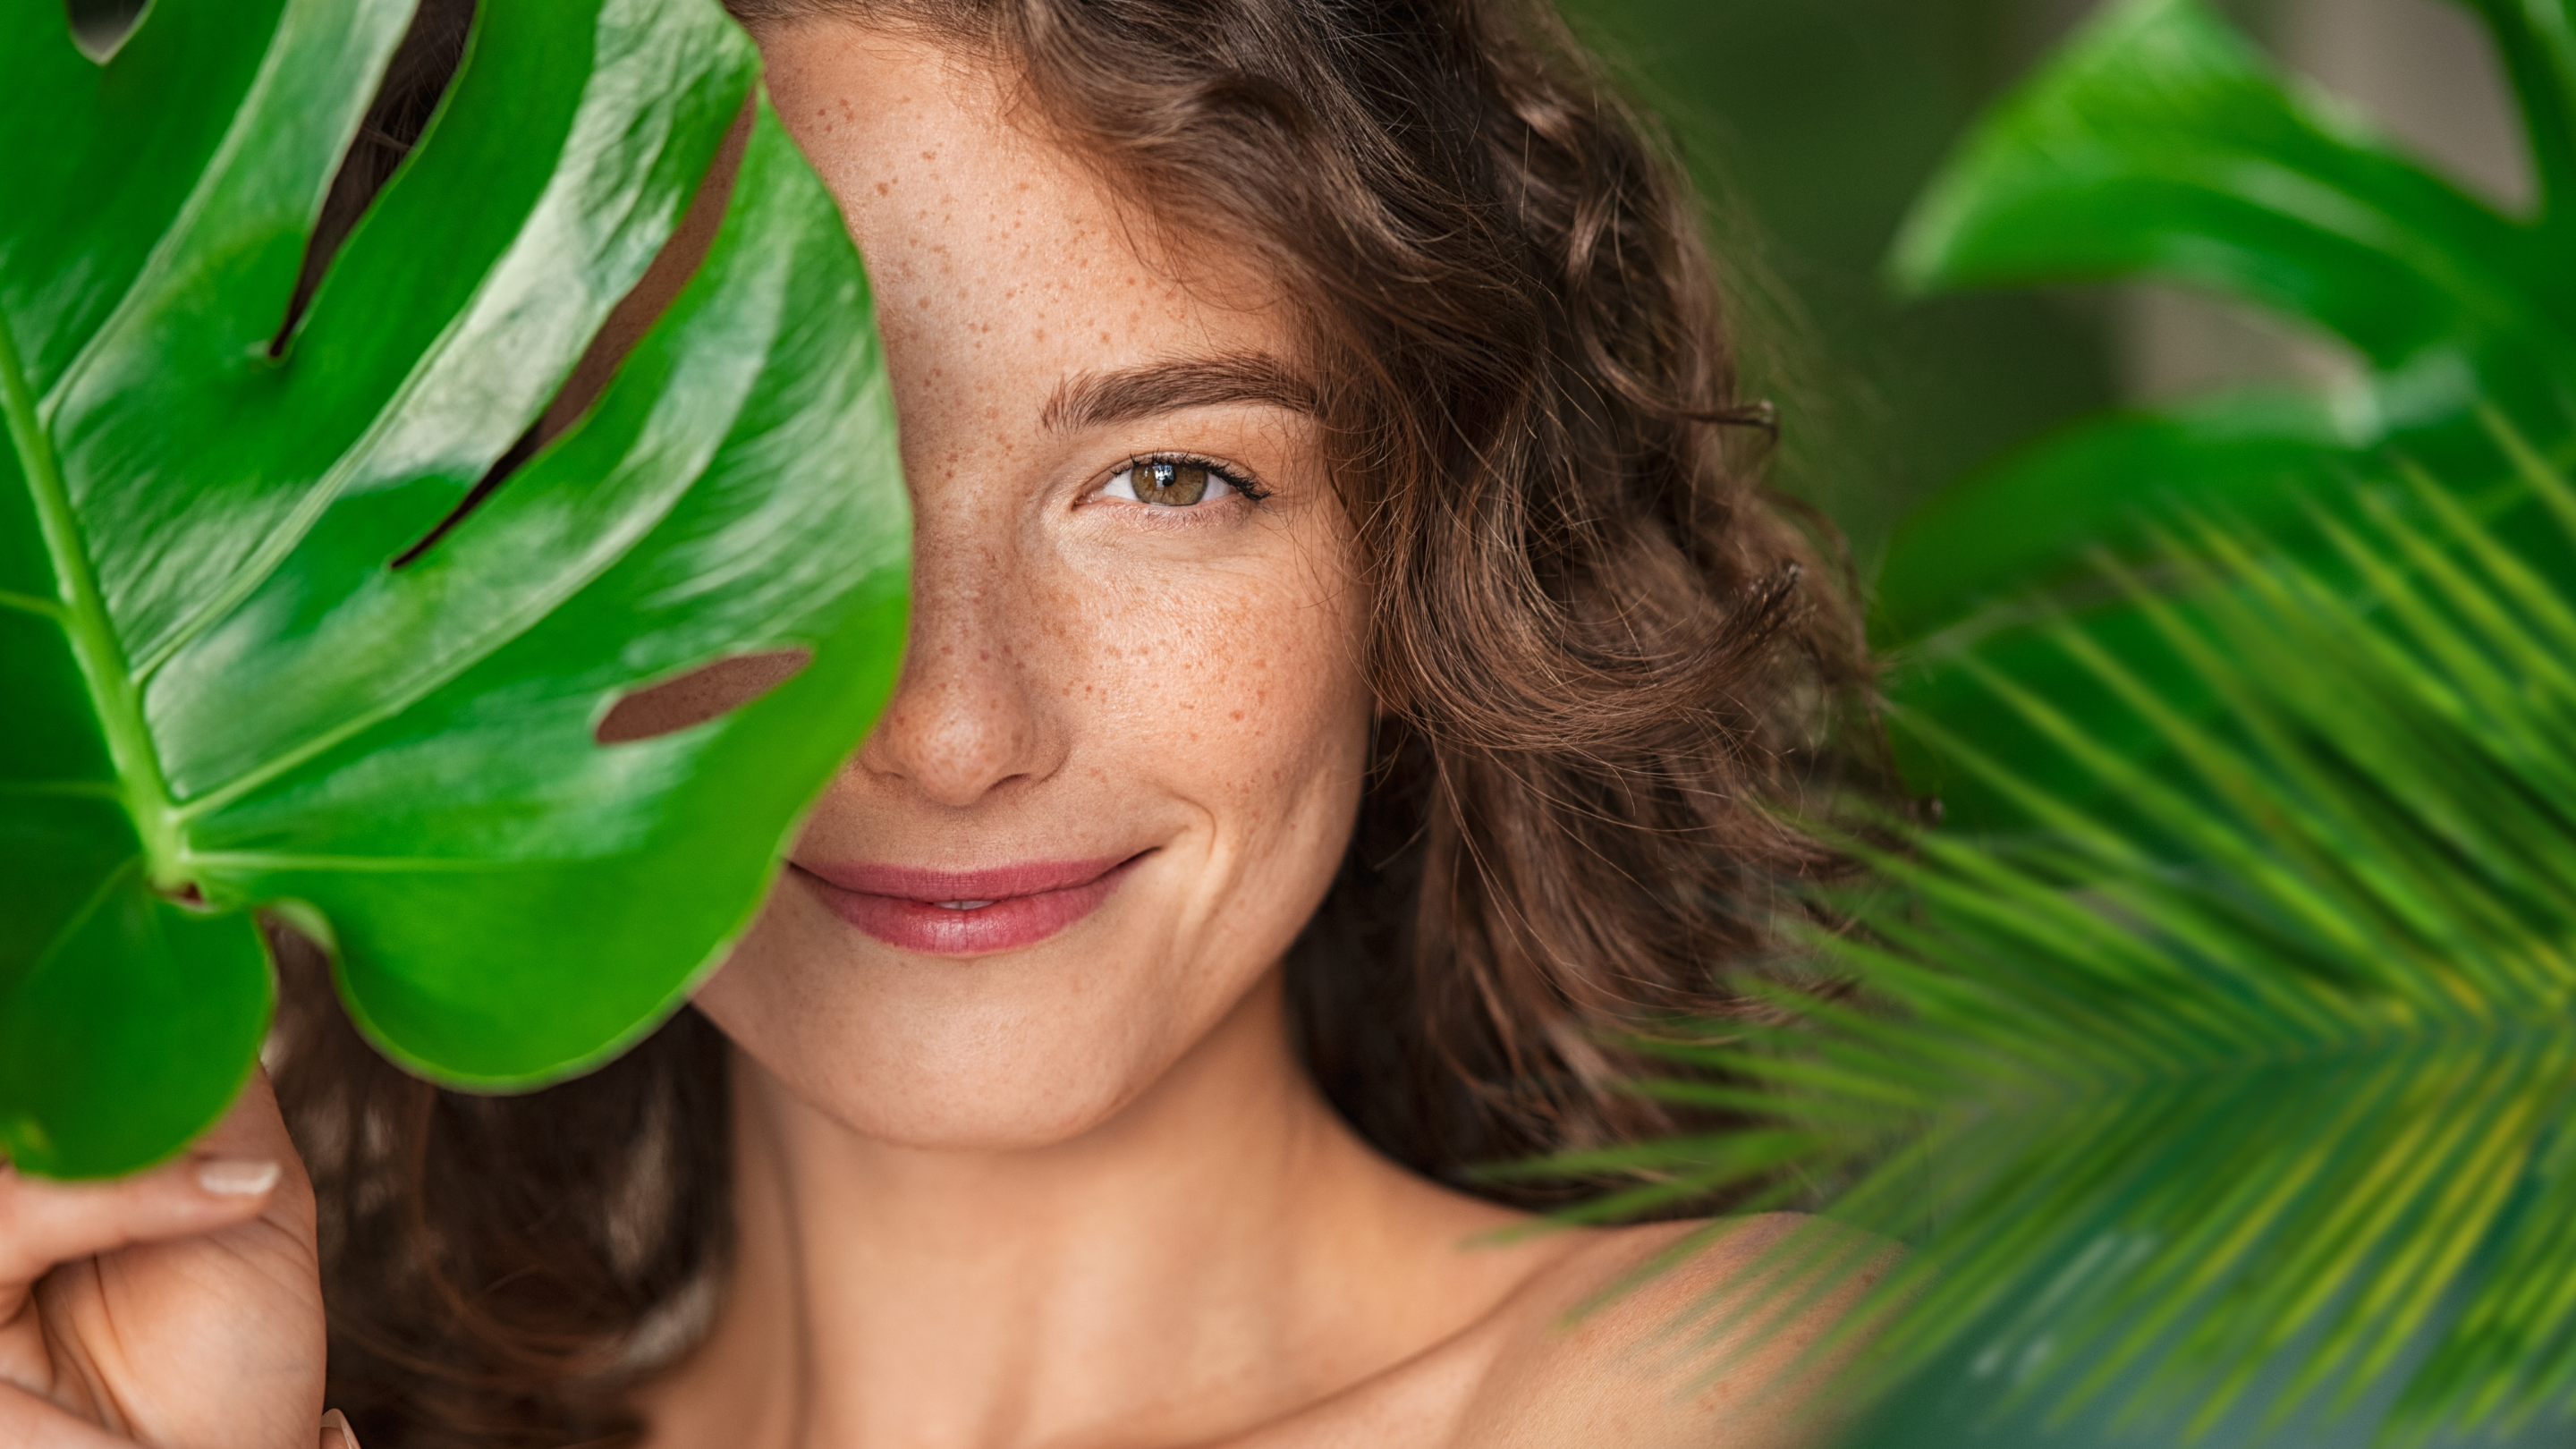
[0,0,1883,1445]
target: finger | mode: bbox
[0,1152,281,1290]
[0,1380,137,1449]
[321,1408,362,1449]
[189,1068,306,1186]
[186,1068,319,1242]
[0,1067,315,1295]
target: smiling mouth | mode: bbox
[791,852,1148,956]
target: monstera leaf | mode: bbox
[1,0,908,1177]
[1874,0,2576,828]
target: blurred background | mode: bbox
[1546,1,2540,1443]
[1556,0,2524,574]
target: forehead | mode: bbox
[750,22,1293,411]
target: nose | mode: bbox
[852,530,1065,809]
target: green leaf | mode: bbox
[1,0,908,1177]
[1873,386,2377,644]
[1870,0,2576,834]
[1621,441,2576,1440]
[2456,0,2576,233]
[1888,0,2567,373]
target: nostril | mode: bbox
[595,648,812,745]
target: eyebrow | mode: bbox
[1039,352,1321,433]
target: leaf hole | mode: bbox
[387,423,537,569]
[595,649,813,746]
[538,105,751,429]
[64,0,147,63]
[268,0,475,360]
[384,99,751,571]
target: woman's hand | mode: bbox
[0,1072,327,1447]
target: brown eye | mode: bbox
[1136,462,1206,504]
[1105,459,1241,507]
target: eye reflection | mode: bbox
[1105,458,1245,507]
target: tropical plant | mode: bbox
[1620,421,2576,1445]
[1572,0,2576,1441]
[1,0,908,1178]
[1873,0,2576,832]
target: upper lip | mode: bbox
[792,853,1141,903]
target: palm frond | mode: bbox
[1631,415,2576,1442]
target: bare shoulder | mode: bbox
[1448,1214,1894,1449]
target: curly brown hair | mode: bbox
[271,0,1887,1443]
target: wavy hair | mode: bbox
[272,0,1889,1443]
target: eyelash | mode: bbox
[1098,452,1272,508]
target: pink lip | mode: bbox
[792,853,1146,956]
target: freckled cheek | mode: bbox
[1073,573,1367,833]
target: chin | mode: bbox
[691,897,1238,1154]
[787,1055,1153,1155]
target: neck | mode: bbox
[641,974,1546,1449]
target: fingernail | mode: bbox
[321,1408,360,1449]
[196,1157,281,1197]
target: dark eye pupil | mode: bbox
[1136,462,1210,505]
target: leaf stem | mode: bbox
[0,317,184,887]
[0,588,66,618]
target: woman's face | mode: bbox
[690,22,1374,1149]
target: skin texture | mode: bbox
[0,21,1866,1449]
[0,1076,325,1448]
[639,24,1863,1449]
[689,24,1374,1163]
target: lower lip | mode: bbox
[793,856,1144,956]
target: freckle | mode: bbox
[1231,711,1244,722]
[922,149,937,161]
[876,182,890,195]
